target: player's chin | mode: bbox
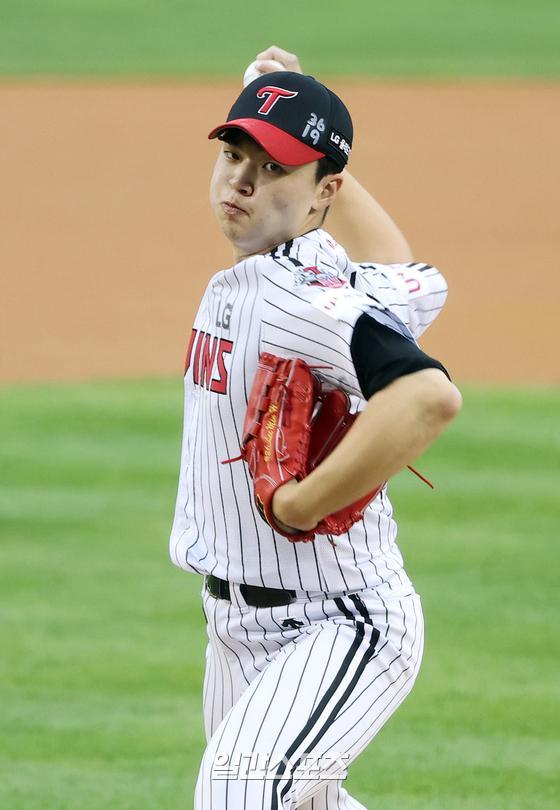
[215,210,276,254]
[217,215,247,242]
[217,216,260,249]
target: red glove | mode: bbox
[229,352,383,542]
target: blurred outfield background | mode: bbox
[1,2,559,809]
[1,0,560,76]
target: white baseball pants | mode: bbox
[195,583,424,809]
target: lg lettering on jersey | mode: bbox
[216,301,233,329]
[184,328,233,394]
[256,86,298,116]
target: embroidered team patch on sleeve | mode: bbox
[293,265,346,289]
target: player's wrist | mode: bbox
[272,480,320,532]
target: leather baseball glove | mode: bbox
[224,352,383,542]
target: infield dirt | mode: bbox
[1,81,558,384]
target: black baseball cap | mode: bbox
[208,71,353,170]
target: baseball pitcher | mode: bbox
[169,45,462,809]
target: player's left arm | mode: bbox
[271,312,461,531]
[273,367,461,531]
[351,260,449,338]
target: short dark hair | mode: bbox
[315,155,342,182]
[315,156,341,224]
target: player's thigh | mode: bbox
[196,598,422,810]
[202,590,259,739]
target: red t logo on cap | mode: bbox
[256,86,299,116]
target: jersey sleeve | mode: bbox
[260,255,443,400]
[351,312,449,399]
[349,261,448,339]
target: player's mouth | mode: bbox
[221,200,248,216]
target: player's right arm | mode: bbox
[326,171,413,264]
[251,45,413,264]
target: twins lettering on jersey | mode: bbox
[185,329,234,394]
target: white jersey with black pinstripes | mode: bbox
[169,228,447,593]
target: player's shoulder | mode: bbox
[347,259,448,339]
[353,259,446,288]
[262,229,353,289]
[258,232,391,331]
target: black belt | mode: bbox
[206,574,296,608]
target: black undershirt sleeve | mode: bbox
[350,312,450,400]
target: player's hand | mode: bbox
[271,480,319,534]
[255,45,303,75]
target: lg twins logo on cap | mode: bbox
[256,86,298,115]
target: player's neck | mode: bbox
[232,221,324,263]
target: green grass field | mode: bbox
[2,1,558,806]
[1,379,558,809]
[1,0,560,76]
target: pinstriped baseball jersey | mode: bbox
[169,228,447,593]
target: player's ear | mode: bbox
[312,174,343,214]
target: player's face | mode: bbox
[209,135,330,260]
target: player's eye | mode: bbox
[263,161,283,174]
[223,149,238,161]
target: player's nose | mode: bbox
[229,164,254,196]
